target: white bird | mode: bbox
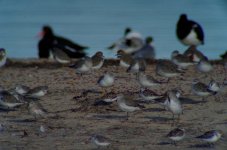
[116,94,141,120]
[196,130,222,146]
[165,90,183,123]
[90,134,111,148]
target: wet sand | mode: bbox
[0,58,226,150]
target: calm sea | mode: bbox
[0,0,227,59]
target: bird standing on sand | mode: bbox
[71,56,92,74]
[183,46,206,63]
[14,84,30,96]
[139,88,163,101]
[38,25,87,58]
[0,48,7,68]
[165,90,183,124]
[196,130,222,146]
[116,50,134,68]
[51,47,71,64]
[167,128,185,145]
[127,59,146,73]
[176,14,204,46]
[0,93,24,109]
[196,57,213,74]
[97,72,114,88]
[116,94,141,120]
[90,134,111,148]
[171,50,194,69]
[132,36,155,59]
[28,101,47,119]
[91,51,104,70]
[156,60,182,79]
[137,72,165,88]
[191,79,214,101]
[26,86,48,98]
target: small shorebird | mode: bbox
[98,72,114,88]
[139,88,163,101]
[171,50,194,69]
[167,128,185,145]
[176,14,204,46]
[116,94,141,120]
[91,51,104,70]
[183,46,206,63]
[28,101,47,119]
[165,90,183,124]
[90,134,111,148]
[0,93,24,109]
[26,86,48,98]
[196,57,213,76]
[192,79,213,100]
[51,47,71,64]
[133,36,155,60]
[116,50,134,68]
[196,130,222,146]
[0,48,7,68]
[14,84,30,95]
[208,79,220,93]
[127,59,146,73]
[71,56,92,74]
[156,60,182,82]
[137,72,165,88]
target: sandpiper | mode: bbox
[51,47,71,64]
[192,79,213,100]
[91,51,104,70]
[0,93,24,109]
[116,50,134,68]
[28,101,47,119]
[139,88,163,101]
[171,50,194,69]
[167,128,185,145]
[71,56,92,74]
[97,72,114,88]
[165,90,183,124]
[26,86,48,98]
[176,14,204,46]
[0,48,7,68]
[14,84,30,95]
[196,57,213,75]
[137,72,165,88]
[90,134,111,148]
[133,36,155,60]
[116,94,141,120]
[127,58,146,73]
[156,60,182,79]
[196,130,222,146]
[183,46,206,63]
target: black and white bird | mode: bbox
[176,14,204,46]
[196,130,222,145]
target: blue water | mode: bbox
[0,0,227,59]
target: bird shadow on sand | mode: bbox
[157,141,172,145]
[91,114,127,120]
[189,143,215,149]
[7,118,37,123]
[143,107,166,112]
[0,107,17,112]
[144,116,172,123]
[180,97,206,105]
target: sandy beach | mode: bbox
[0,58,226,150]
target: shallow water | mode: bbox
[0,0,227,59]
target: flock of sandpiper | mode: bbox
[0,14,227,148]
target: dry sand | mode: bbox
[0,58,226,150]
